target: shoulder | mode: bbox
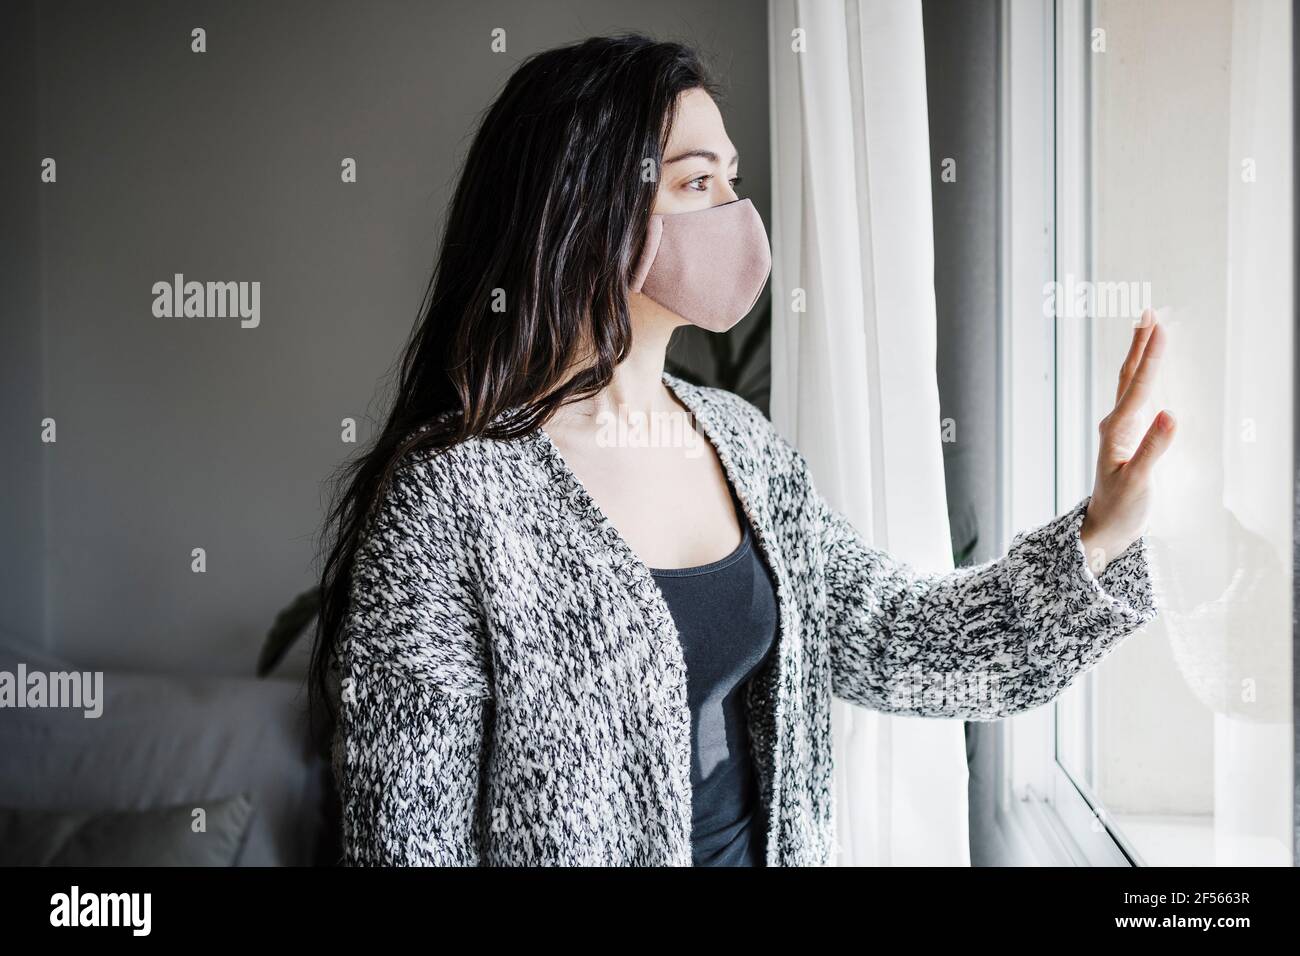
[389,424,521,499]
[359,427,519,562]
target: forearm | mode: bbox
[825,495,1159,719]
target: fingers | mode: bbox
[1116,309,1158,404]
[1123,409,1177,483]
[1114,319,1167,422]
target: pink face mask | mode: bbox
[629,198,772,333]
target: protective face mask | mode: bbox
[629,198,772,333]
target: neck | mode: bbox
[549,297,683,428]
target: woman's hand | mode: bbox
[1079,309,1176,575]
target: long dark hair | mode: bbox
[309,35,716,742]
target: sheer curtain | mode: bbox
[1214,0,1292,864]
[767,0,969,865]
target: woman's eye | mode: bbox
[685,174,743,193]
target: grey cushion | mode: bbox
[0,793,255,866]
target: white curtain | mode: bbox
[767,0,969,865]
[1215,0,1292,865]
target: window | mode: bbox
[1002,0,1293,866]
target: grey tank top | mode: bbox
[648,502,779,866]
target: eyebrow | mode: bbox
[662,148,739,168]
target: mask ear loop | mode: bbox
[629,215,664,293]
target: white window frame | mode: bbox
[992,0,1134,867]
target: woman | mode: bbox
[312,35,1174,867]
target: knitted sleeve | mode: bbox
[804,457,1159,720]
[333,447,493,866]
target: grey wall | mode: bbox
[0,1,46,652]
[1,0,769,677]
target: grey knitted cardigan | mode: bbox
[333,372,1158,867]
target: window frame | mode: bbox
[993,0,1300,869]
[993,0,1134,868]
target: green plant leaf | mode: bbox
[257,588,321,677]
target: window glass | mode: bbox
[1055,0,1293,866]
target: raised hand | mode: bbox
[1078,309,1176,574]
